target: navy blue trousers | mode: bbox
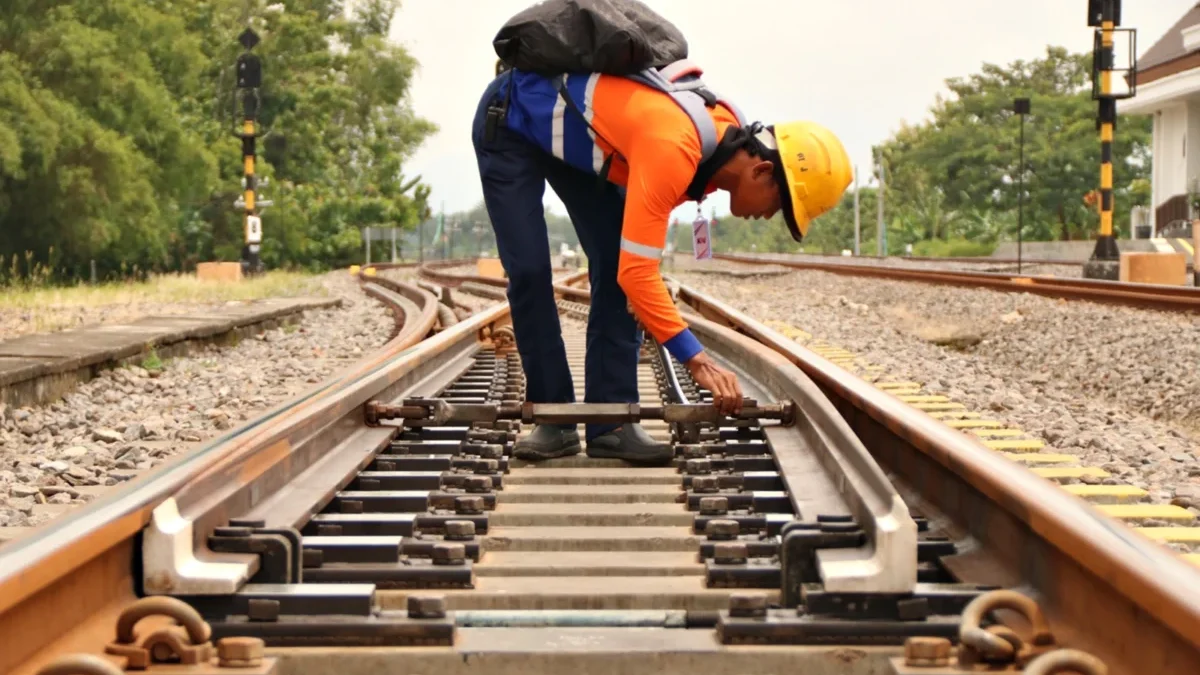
[471,73,641,441]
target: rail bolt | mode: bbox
[728,592,768,618]
[685,458,712,475]
[407,595,447,620]
[475,459,500,474]
[464,476,492,493]
[455,496,485,515]
[444,520,477,541]
[692,476,720,494]
[699,496,728,516]
[217,637,265,668]
[705,519,739,541]
[432,542,467,566]
[713,541,748,565]
[903,636,951,667]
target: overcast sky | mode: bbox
[388,0,1195,221]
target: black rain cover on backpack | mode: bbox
[493,0,689,76]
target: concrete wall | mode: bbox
[991,239,1193,263]
[1153,103,1190,214]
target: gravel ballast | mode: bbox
[0,271,395,530]
[675,263,1200,536]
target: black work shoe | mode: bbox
[513,424,581,461]
[586,424,674,466]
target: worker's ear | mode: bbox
[752,160,774,182]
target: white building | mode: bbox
[1121,3,1200,234]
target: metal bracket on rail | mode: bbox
[364,398,796,428]
[885,589,1109,674]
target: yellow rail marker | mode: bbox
[913,403,967,412]
[928,411,981,419]
[982,439,1045,452]
[878,388,922,396]
[1063,484,1147,503]
[899,395,951,403]
[1137,528,1200,543]
[876,382,923,389]
[944,420,1006,429]
[1033,467,1109,480]
[1098,504,1195,522]
[1005,453,1078,464]
[967,428,1026,437]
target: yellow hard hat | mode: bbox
[769,121,853,242]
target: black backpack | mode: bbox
[492,0,689,76]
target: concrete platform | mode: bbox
[0,296,340,406]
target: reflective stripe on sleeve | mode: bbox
[620,237,663,260]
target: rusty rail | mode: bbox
[674,282,1200,674]
[0,275,461,675]
[715,252,1200,312]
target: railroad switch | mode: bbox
[365,397,796,428]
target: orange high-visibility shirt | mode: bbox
[504,70,741,361]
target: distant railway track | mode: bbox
[716,252,1200,313]
[2,262,1198,675]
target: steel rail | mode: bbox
[0,275,453,675]
[674,281,1200,674]
[716,252,1200,312]
[559,273,917,593]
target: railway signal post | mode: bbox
[235,27,268,276]
[1083,0,1136,280]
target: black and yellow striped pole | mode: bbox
[236,28,264,275]
[1084,0,1136,279]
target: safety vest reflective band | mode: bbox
[501,62,747,184]
[620,237,663,260]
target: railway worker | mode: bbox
[471,63,852,466]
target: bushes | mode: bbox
[909,238,997,258]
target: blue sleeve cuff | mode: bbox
[663,328,703,363]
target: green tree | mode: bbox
[0,0,436,280]
[877,46,1150,244]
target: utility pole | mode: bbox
[1083,0,1136,279]
[1014,98,1031,274]
[875,149,886,257]
[853,165,860,256]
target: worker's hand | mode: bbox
[686,351,743,416]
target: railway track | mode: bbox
[715,252,1200,312]
[2,263,1198,675]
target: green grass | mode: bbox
[0,269,327,337]
[909,238,997,258]
[140,347,164,372]
[1,270,325,312]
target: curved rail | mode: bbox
[674,281,1200,674]
[715,252,1200,312]
[0,275,454,675]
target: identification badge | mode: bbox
[692,215,712,260]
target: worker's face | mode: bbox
[729,160,781,220]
